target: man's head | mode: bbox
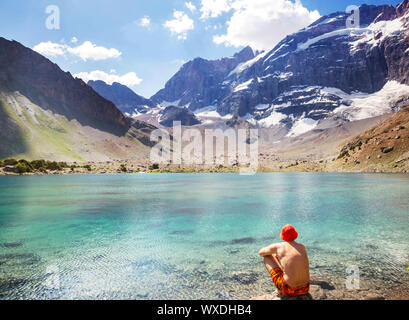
[280,224,298,242]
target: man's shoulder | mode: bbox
[295,242,307,251]
[273,241,285,247]
[290,241,306,249]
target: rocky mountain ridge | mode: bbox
[0,37,131,136]
[0,37,156,161]
[151,46,256,111]
[88,80,156,116]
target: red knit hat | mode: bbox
[280,224,298,242]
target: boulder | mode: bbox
[382,147,394,154]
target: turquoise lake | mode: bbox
[0,173,408,299]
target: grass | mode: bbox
[0,93,85,161]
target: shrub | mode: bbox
[150,163,159,170]
[0,160,4,167]
[18,159,34,171]
[120,164,127,172]
[59,162,68,168]
[337,150,350,159]
[31,160,46,170]
[15,162,33,174]
[46,161,62,171]
[3,158,18,166]
[83,164,92,171]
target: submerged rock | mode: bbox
[0,253,40,266]
[1,241,24,248]
[231,237,256,244]
[231,272,259,285]
[311,279,336,290]
[169,230,195,235]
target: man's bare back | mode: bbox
[261,241,310,288]
[259,225,310,295]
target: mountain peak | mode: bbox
[234,46,255,61]
[396,0,409,17]
[151,46,257,110]
[87,80,155,114]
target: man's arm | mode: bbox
[258,243,280,257]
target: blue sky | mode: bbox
[0,0,402,97]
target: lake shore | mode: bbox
[1,159,409,176]
[251,274,409,300]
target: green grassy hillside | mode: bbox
[0,91,151,162]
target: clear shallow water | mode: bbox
[0,173,408,300]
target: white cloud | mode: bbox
[67,41,121,61]
[139,16,151,27]
[71,37,78,43]
[164,10,195,40]
[33,41,122,61]
[213,0,321,50]
[185,2,197,13]
[33,41,66,57]
[73,70,143,87]
[200,0,233,19]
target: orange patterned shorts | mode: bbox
[269,267,310,296]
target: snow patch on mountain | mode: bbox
[332,81,409,121]
[254,104,270,110]
[233,79,254,92]
[159,99,181,108]
[287,116,318,137]
[195,106,233,120]
[350,17,405,52]
[228,51,267,77]
[258,111,288,128]
[297,28,368,51]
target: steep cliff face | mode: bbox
[0,37,130,135]
[151,46,255,111]
[88,80,156,115]
[382,0,409,85]
[218,2,409,119]
[150,1,409,136]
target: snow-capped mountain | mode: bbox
[146,0,409,137]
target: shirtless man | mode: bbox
[259,225,310,296]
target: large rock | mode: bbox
[159,106,201,127]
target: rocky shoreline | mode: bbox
[251,275,409,300]
[1,159,409,176]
